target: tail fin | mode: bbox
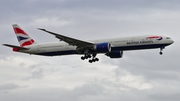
[13,24,36,47]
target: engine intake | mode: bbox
[105,51,123,58]
[94,42,111,53]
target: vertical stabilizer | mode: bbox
[13,24,35,47]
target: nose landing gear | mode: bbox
[159,47,165,55]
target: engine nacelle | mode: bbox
[105,51,123,58]
[94,42,111,53]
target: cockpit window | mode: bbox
[166,37,171,39]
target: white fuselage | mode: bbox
[18,35,174,56]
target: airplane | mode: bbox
[3,24,174,63]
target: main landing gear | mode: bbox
[81,54,99,63]
[159,47,164,55]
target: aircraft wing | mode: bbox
[3,44,29,50]
[38,28,95,48]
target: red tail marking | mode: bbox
[13,28,28,35]
[21,39,35,47]
[13,48,19,52]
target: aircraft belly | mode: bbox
[36,50,78,56]
[35,46,78,56]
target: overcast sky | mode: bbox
[0,0,180,101]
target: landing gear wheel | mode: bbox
[159,52,163,55]
[89,58,99,63]
[89,60,92,63]
[81,56,85,60]
[85,56,88,59]
[95,58,99,61]
[88,55,91,58]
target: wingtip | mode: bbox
[37,28,46,31]
[2,44,7,46]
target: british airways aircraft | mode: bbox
[3,24,174,63]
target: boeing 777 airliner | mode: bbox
[3,24,174,63]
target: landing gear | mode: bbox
[81,54,99,63]
[89,58,99,63]
[159,47,164,55]
[81,54,91,60]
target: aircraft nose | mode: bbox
[170,39,174,44]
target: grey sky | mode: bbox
[0,0,180,101]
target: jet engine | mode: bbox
[105,51,123,58]
[94,42,111,53]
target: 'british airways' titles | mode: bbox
[127,40,153,45]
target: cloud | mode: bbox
[30,17,74,27]
[0,83,19,91]
[149,92,180,101]
[24,68,44,80]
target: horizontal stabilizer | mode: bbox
[2,44,29,50]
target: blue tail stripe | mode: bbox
[17,36,28,42]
